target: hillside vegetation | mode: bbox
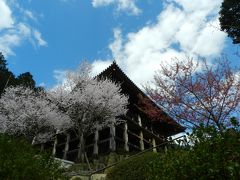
[107,123,240,180]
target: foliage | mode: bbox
[144,57,240,131]
[16,72,36,88]
[219,0,240,44]
[0,52,37,96]
[0,52,7,70]
[106,152,158,180]
[50,61,128,161]
[107,121,240,180]
[148,124,240,179]
[0,134,65,180]
[0,86,70,142]
[0,52,16,96]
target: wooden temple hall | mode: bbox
[43,62,185,162]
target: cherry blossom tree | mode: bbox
[0,86,70,143]
[50,61,128,162]
[144,57,240,131]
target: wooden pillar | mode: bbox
[139,131,144,151]
[138,114,144,151]
[93,129,99,156]
[63,133,70,160]
[109,124,116,152]
[152,138,157,153]
[138,114,142,127]
[77,133,85,162]
[150,125,153,133]
[123,122,129,152]
[52,130,59,156]
[40,143,44,151]
[31,136,36,145]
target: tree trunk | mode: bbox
[77,132,85,163]
[93,129,99,157]
[52,130,59,156]
[85,152,92,171]
[63,133,70,160]
[109,124,116,152]
[123,122,129,152]
[215,121,224,135]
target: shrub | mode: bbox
[0,134,65,179]
[106,152,158,180]
[147,125,240,180]
[106,121,240,179]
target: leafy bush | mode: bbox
[147,125,240,179]
[106,120,240,180]
[106,152,158,180]
[0,134,65,179]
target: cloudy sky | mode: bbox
[0,0,239,88]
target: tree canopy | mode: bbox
[0,86,70,143]
[50,61,128,162]
[0,53,16,96]
[0,134,65,179]
[0,52,37,96]
[0,59,128,163]
[16,72,36,88]
[144,57,240,131]
[219,0,240,44]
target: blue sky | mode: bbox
[0,0,239,88]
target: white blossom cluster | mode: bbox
[0,86,70,142]
[0,62,128,143]
[50,62,128,135]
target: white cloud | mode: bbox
[53,70,67,84]
[92,60,112,76]
[0,0,47,57]
[0,0,14,29]
[0,34,21,56]
[18,23,31,36]
[33,30,47,47]
[24,10,37,22]
[92,0,227,87]
[53,60,113,87]
[39,82,46,87]
[92,0,141,15]
[109,28,124,60]
[0,23,32,56]
[92,0,114,6]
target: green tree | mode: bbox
[0,53,7,70]
[16,72,36,88]
[0,53,16,96]
[219,0,240,44]
[144,58,240,131]
[0,134,65,179]
[0,52,38,95]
